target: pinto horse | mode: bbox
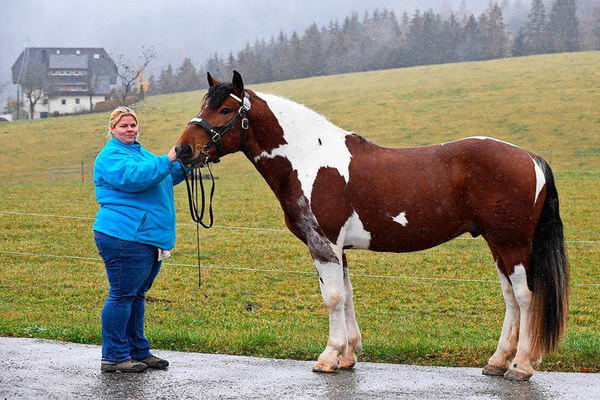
[176,71,568,381]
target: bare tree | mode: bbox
[21,71,44,119]
[115,46,156,105]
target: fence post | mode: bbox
[81,162,84,184]
[50,168,54,184]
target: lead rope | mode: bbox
[181,162,216,287]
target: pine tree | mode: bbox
[146,75,156,96]
[157,65,175,94]
[459,14,484,61]
[407,9,423,65]
[175,57,200,92]
[592,6,600,49]
[547,0,580,52]
[526,0,548,54]
[303,23,326,77]
[486,3,507,59]
[512,28,528,56]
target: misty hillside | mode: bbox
[0,51,598,184]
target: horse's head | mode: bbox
[176,70,251,167]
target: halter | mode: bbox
[182,91,251,288]
[187,92,251,164]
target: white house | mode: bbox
[11,47,118,119]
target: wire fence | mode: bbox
[1,249,599,287]
[0,210,599,244]
[1,209,599,287]
[49,164,93,184]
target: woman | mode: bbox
[93,106,187,372]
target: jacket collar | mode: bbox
[109,136,142,152]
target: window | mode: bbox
[94,54,100,59]
[61,99,66,105]
[56,50,60,54]
[75,98,80,104]
[43,99,48,105]
[76,50,80,55]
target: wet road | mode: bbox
[0,337,598,399]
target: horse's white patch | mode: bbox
[392,212,408,226]
[315,259,347,353]
[530,156,546,204]
[490,262,520,364]
[253,92,352,203]
[441,136,519,148]
[509,263,534,363]
[337,211,371,249]
[509,264,531,300]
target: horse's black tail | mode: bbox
[530,156,569,358]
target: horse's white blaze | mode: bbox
[392,211,408,226]
[441,136,519,148]
[253,92,352,203]
[337,211,371,249]
[530,156,546,204]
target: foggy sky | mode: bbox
[0,0,493,105]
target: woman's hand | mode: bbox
[167,146,177,162]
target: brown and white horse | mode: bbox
[176,71,568,381]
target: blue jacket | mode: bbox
[93,137,187,249]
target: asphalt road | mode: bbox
[0,337,598,399]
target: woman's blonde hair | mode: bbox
[108,106,139,137]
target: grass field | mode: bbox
[0,52,599,372]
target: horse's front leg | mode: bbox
[339,253,361,369]
[310,241,347,373]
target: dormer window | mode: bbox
[76,50,81,55]
[94,54,100,59]
[56,50,60,54]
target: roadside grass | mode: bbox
[0,52,599,371]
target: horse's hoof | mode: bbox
[482,364,507,376]
[312,360,340,373]
[338,355,357,370]
[504,367,533,381]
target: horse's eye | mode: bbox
[220,108,231,115]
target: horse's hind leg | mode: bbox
[485,243,536,381]
[504,257,536,381]
[339,253,361,369]
[483,256,519,376]
[312,246,347,373]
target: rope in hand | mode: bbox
[180,161,216,287]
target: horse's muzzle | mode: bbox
[175,144,194,163]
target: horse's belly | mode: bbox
[357,210,472,253]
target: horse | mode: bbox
[175,71,568,381]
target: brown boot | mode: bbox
[101,359,148,373]
[137,355,169,369]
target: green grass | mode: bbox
[0,52,599,372]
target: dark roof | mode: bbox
[11,47,117,96]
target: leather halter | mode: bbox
[187,92,251,164]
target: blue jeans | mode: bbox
[94,231,162,363]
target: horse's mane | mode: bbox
[204,83,233,110]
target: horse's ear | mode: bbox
[232,70,244,96]
[207,72,219,88]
